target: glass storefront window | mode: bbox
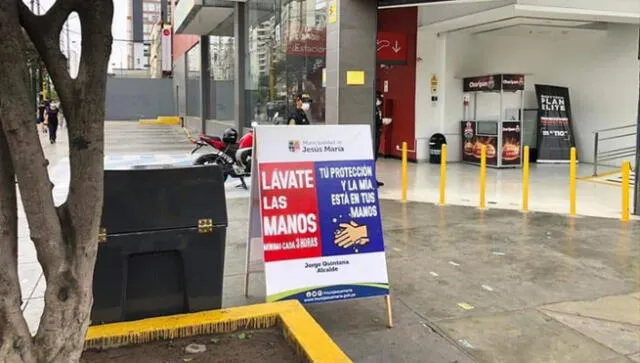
[246,0,327,126]
[186,43,201,117]
[210,36,235,81]
[210,35,236,122]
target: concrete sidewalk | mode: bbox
[17,122,640,362]
[227,198,640,363]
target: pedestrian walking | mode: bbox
[37,97,50,134]
[44,103,60,144]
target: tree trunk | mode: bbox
[0,1,113,362]
[0,124,36,363]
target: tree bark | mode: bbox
[0,1,113,362]
[0,123,35,363]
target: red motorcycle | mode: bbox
[191,128,253,189]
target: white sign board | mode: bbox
[245,125,390,305]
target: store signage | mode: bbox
[246,125,390,304]
[535,85,576,163]
[286,29,326,58]
[431,74,439,94]
[287,30,408,63]
[376,32,407,64]
[161,25,172,72]
[286,41,326,57]
[328,0,338,24]
[461,121,498,166]
[463,74,525,93]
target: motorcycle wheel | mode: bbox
[194,155,230,182]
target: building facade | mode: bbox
[172,0,639,165]
[127,0,169,70]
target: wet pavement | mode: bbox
[18,122,640,362]
[227,198,640,363]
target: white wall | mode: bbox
[415,23,640,163]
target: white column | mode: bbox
[414,29,448,161]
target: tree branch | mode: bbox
[74,0,114,86]
[18,0,81,96]
[63,0,112,221]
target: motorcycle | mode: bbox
[191,127,253,189]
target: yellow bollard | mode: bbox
[401,142,408,203]
[522,146,530,212]
[480,145,487,209]
[621,160,631,222]
[439,144,447,206]
[569,147,577,217]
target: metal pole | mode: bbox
[401,142,408,203]
[161,0,168,24]
[33,0,44,101]
[234,2,246,131]
[175,85,180,115]
[498,88,503,168]
[199,36,211,134]
[570,147,577,217]
[480,145,487,209]
[634,26,640,215]
[622,160,631,221]
[523,146,530,212]
[593,132,599,176]
[439,144,447,206]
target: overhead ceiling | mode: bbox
[453,17,606,37]
[421,3,638,35]
[175,0,236,35]
[183,6,233,35]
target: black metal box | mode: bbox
[91,164,228,325]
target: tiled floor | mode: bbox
[375,159,634,220]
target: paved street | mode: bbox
[233,198,640,362]
[18,122,640,362]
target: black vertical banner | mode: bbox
[535,85,577,163]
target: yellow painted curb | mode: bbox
[138,119,161,125]
[157,116,181,125]
[85,300,351,363]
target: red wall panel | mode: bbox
[173,33,200,61]
[377,7,417,160]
